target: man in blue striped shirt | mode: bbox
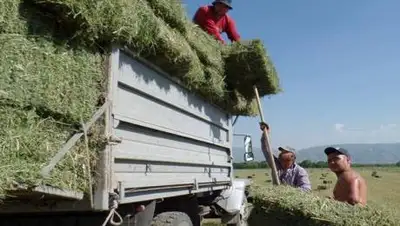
[260,122,312,192]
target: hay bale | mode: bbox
[0,0,24,33]
[27,0,280,114]
[185,24,224,71]
[145,0,188,34]
[30,0,226,102]
[251,185,399,226]
[223,39,281,100]
[222,90,259,116]
[0,35,104,124]
[0,106,103,197]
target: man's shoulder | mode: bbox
[340,170,362,182]
[224,13,235,23]
[294,164,309,174]
[197,5,211,12]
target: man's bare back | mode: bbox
[333,170,367,206]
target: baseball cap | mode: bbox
[278,146,296,154]
[324,147,351,158]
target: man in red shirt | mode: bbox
[193,0,240,44]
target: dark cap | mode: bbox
[324,147,351,158]
[212,0,233,9]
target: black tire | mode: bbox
[151,211,193,226]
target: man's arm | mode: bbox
[295,168,312,192]
[193,6,225,43]
[348,178,361,205]
[225,17,240,42]
[260,131,280,169]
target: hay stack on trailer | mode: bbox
[0,0,280,198]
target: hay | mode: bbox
[0,106,103,197]
[30,0,227,101]
[222,90,259,116]
[185,23,224,72]
[0,34,104,124]
[224,39,280,100]
[250,185,399,226]
[145,0,188,35]
[0,0,281,197]
[28,0,281,113]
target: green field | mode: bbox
[203,167,400,225]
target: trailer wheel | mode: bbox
[151,211,193,226]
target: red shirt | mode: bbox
[193,5,240,44]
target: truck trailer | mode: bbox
[0,46,256,226]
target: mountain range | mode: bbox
[232,143,400,164]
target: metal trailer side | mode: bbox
[0,46,251,226]
[104,46,234,207]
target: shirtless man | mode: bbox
[324,147,367,206]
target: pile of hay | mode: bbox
[250,185,399,226]
[0,0,280,197]
[27,0,280,113]
[0,0,106,197]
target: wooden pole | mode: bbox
[254,86,280,186]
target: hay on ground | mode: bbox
[250,185,399,226]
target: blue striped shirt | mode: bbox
[261,133,312,192]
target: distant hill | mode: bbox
[232,143,400,164]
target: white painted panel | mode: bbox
[113,141,230,167]
[118,51,229,129]
[113,86,229,145]
[114,122,229,155]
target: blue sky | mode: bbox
[183,0,400,149]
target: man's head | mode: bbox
[212,0,232,16]
[259,122,269,132]
[278,146,296,170]
[324,147,351,173]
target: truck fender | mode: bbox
[214,179,251,215]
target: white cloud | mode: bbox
[334,123,345,132]
[332,123,400,144]
[379,123,397,130]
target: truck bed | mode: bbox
[0,46,234,213]
[98,46,234,208]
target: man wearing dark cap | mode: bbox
[260,123,312,192]
[324,147,367,206]
[193,0,240,44]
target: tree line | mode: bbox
[233,160,400,169]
